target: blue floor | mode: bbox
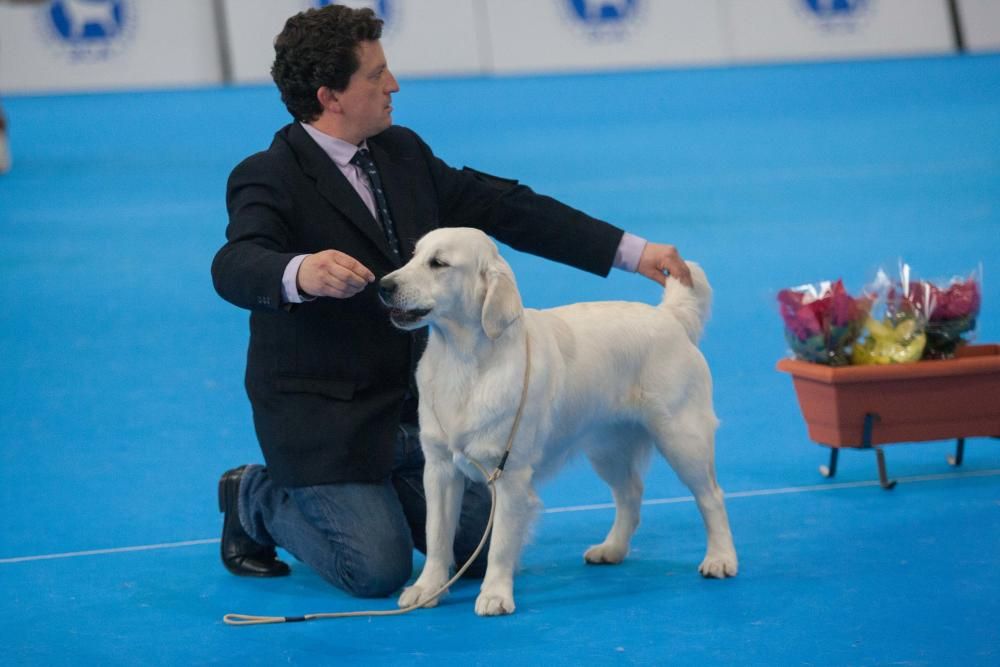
[1,54,998,665]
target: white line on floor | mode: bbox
[544,468,1000,513]
[3,468,998,565]
[0,539,220,564]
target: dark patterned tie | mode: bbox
[351,148,401,261]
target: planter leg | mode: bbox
[820,448,839,478]
[875,448,896,490]
[947,438,965,467]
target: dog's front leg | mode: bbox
[398,449,464,609]
[476,467,539,616]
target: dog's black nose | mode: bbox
[378,276,397,305]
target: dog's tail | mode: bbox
[660,261,712,344]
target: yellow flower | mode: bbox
[851,316,926,365]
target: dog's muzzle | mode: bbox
[378,276,431,327]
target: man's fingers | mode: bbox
[321,274,348,295]
[317,278,361,299]
[637,242,694,289]
[298,249,376,299]
[329,250,375,283]
[641,266,667,287]
[328,263,370,290]
[297,250,375,299]
[665,260,693,288]
[323,269,371,297]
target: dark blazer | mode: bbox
[212,123,623,487]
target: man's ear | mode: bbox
[317,86,341,114]
[481,264,523,340]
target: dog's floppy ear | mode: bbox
[481,262,523,340]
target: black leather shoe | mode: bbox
[218,465,291,577]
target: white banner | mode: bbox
[485,0,728,74]
[723,0,954,63]
[0,0,223,94]
[957,0,1000,51]
[223,0,487,85]
[0,0,976,95]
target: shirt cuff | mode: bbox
[282,254,315,304]
[613,232,647,273]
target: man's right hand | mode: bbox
[297,249,375,299]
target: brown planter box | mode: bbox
[776,344,1000,447]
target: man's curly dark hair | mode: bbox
[271,5,384,123]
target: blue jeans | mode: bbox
[237,423,492,598]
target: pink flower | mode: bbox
[778,280,865,341]
[908,279,981,321]
[777,288,823,341]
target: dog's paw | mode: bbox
[583,542,628,565]
[699,551,739,579]
[474,590,516,616]
[398,582,447,609]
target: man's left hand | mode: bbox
[637,242,693,288]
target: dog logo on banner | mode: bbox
[42,0,135,61]
[563,0,643,41]
[797,0,873,32]
[313,0,397,35]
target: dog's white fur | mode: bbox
[380,228,737,616]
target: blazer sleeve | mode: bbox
[211,153,302,312]
[412,132,625,277]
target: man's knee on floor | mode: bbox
[329,548,413,598]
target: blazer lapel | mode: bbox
[284,124,397,263]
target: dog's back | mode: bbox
[530,260,711,370]
[517,261,714,448]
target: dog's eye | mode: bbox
[429,257,449,269]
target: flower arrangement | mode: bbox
[777,280,870,366]
[851,267,927,365]
[778,265,983,366]
[908,273,981,359]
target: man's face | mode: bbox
[337,40,400,143]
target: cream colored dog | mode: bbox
[378,228,737,616]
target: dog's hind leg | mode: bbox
[583,430,651,565]
[650,416,738,578]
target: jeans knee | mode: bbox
[332,550,413,598]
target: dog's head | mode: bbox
[379,228,523,339]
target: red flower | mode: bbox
[908,279,981,321]
[778,280,862,340]
[777,288,823,341]
[778,280,871,365]
[828,280,864,327]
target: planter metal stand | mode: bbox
[819,414,896,489]
[777,345,1000,491]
